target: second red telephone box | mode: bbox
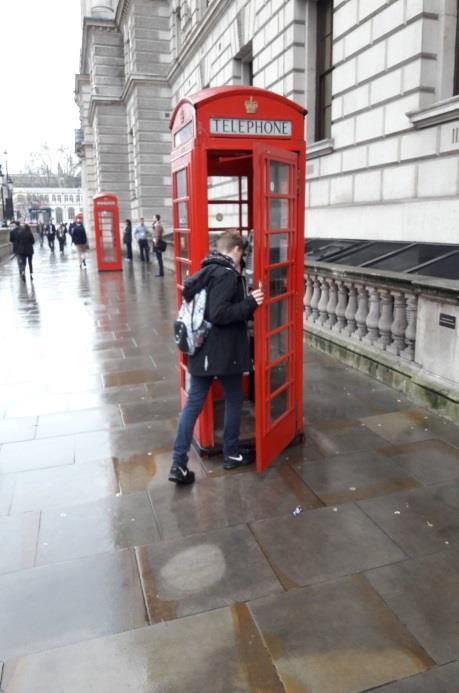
[93,193,122,272]
[169,86,306,472]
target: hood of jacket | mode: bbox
[182,252,238,302]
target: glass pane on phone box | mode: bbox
[178,201,188,228]
[269,361,288,394]
[270,266,288,297]
[178,233,189,258]
[176,169,187,198]
[178,262,190,285]
[270,199,289,229]
[270,329,289,361]
[269,233,289,264]
[208,202,247,229]
[269,298,289,330]
[269,162,289,194]
[270,389,288,423]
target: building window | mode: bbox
[316,0,334,141]
[69,195,73,202]
[234,42,253,86]
[52,194,56,202]
[64,195,69,202]
[57,195,61,202]
[55,207,63,224]
[68,207,75,220]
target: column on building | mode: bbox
[120,0,172,227]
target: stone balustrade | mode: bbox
[304,267,418,363]
[304,260,459,420]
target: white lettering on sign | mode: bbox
[210,118,292,137]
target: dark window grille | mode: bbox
[316,0,334,141]
[454,0,459,94]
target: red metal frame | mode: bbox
[93,193,122,272]
[169,87,306,471]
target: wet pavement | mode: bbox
[1,245,459,692]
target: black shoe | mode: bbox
[20,272,25,282]
[223,451,255,470]
[168,465,195,485]
[155,274,164,277]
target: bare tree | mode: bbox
[22,143,80,182]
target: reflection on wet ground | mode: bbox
[1,247,459,691]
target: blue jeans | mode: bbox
[173,374,244,467]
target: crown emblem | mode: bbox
[245,96,258,114]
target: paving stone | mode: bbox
[249,575,433,692]
[0,435,75,474]
[366,548,459,664]
[36,492,160,566]
[3,605,282,693]
[361,409,440,445]
[250,503,406,589]
[137,525,282,622]
[0,417,37,444]
[296,449,419,504]
[10,459,119,513]
[149,465,321,540]
[0,474,16,515]
[35,406,123,438]
[382,439,459,485]
[374,661,459,692]
[102,369,162,388]
[0,550,147,660]
[306,418,388,456]
[0,512,40,575]
[358,484,459,556]
[113,448,206,493]
[120,396,179,425]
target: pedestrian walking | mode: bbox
[37,222,45,247]
[123,219,133,261]
[168,230,264,485]
[44,220,56,252]
[16,223,35,281]
[9,221,21,273]
[57,224,66,254]
[152,213,165,277]
[134,217,150,262]
[72,214,88,269]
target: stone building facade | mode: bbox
[76,0,459,243]
[14,188,83,224]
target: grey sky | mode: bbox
[1,0,81,172]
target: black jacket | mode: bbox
[16,227,35,256]
[9,227,20,254]
[45,223,56,237]
[123,225,132,243]
[183,252,258,377]
[72,224,87,246]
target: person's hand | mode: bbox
[251,288,264,305]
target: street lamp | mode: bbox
[3,151,14,222]
[0,164,5,226]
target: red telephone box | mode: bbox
[93,193,122,271]
[169,87,306,472]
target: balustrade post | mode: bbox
[387,291,407,355]
[377,289,393,350]
[318,276,330,326]
[304,275,313,321]
[309,275,321,323]
[325,278,338,329]
[344,283,358,336]
[332,280,348,333]
[401,294,417,361]
[354,284,369,340]
[363,286,380,345]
